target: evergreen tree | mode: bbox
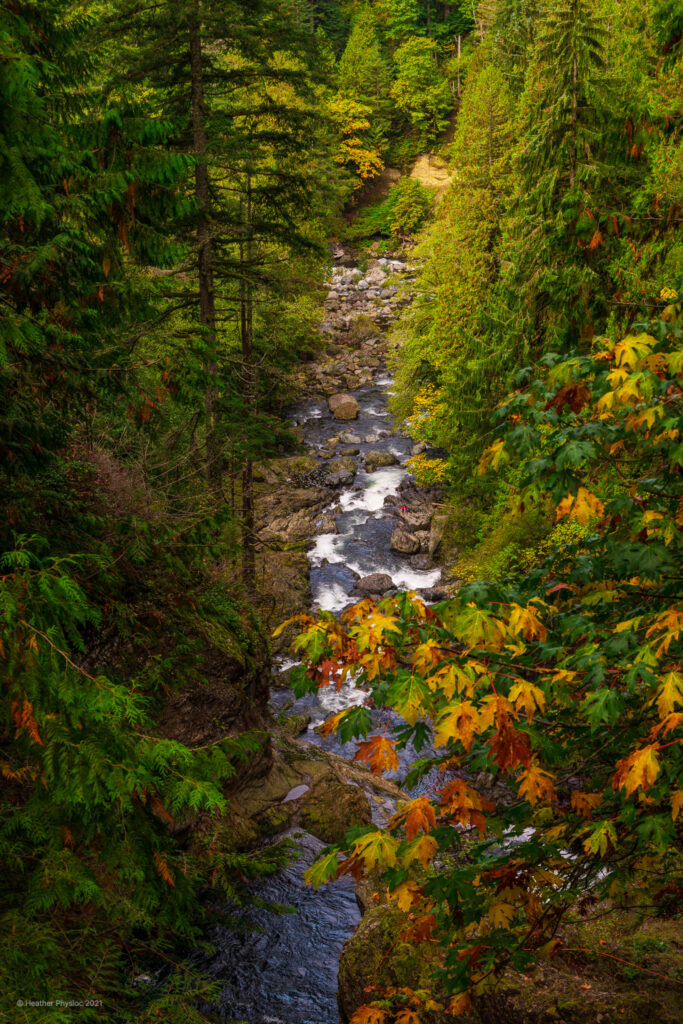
[109,0,334,583]
[337,7,393,150]
[1,2,273,1015]
[390,35,454,144]
[392,63,515,477]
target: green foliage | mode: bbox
[346,177,433,239]
[390,36,454,145]
[292,296,683,1013]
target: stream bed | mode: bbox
[198,259,442,1023]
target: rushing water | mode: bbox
[199,268,441,1023]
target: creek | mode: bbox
[198,256,443,1023]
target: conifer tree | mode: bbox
[338,7,393,151]
[393,64,515,476]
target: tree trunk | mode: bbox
[189,2,221,496]
[570,53,578,186]
[457,34,462,98]
[240,176,256,589]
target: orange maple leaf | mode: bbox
[354,735,399,775]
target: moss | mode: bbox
[299,775,371,845]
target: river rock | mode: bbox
[329,393,360,420]
[339,430,362,444]
[355,573,394,596]
[411,442,427,456]
[299,774,371,845]
[314,513,338,535]
[341,447,360,456]
[365,450,399,472]
[327,456,356,487]
[390,528,420,555]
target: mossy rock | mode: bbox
[280,713,311,737]
[255,803,294,839]
[299,774,371,845]
[337,903,455,1024]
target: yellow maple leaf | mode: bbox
[434,701,480,752]
[487,900,516,929]
[352,832,399,871]
[479,438,508,474]
[389,880,423,912]
[671,790,683,822]
[508,681,546,722]
[613,744,660,797]
[402,834,438,869]
[350,1007,387,1024]
[556,487,605,526]
[448,993,472,1016]
[508,604,547,643]
[570,791,602,817]
[519,761,555,806]
[654,670,683,718]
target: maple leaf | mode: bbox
[352,832,399,870]
[508,681,547,722]
[390,880,423,912]
[570,791,602,817]
[613,332,655,369]
[395,1011,422,1024]
[448,993,472,1016]
[320,710,348,737]
[489,715,532,771]
[583,820,618,856]
[519,761,555,806]
[487,900,516,929]
[355,735,399,775]
[350,1007,387,1024]
[391,797,437,840]
[400,912,437,943]
[304,850,340,890]
[434,700,480,752]
[546,382,591,414]
[613,744,660,797]
[508,604,548,643]
[671,790,683,822]
[438,778,493,835]
[402,834,438,870]
[556,487,605,526]
[654,670,683,718]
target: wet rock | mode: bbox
[341,447,360,456]
[365,450,399,472]
[410,554,434,570]
[314,514,338,535]
[338,904,454,1024]
[299,774,371,845]
[390,528,421,555]
[398,508,433,531]
[415,530,431,553]
[355,573,394,596]
[339,430,362,444]
[329,456,357,477]
[411,442,427,456]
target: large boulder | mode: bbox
[329,393,360,420]
[355,573,394,596]
[299,774,371,845]
[365,450,399,472]
[327,455,357,487]
[390,528,421,555]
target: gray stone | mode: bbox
[341,447,360,456]
[390,528,421,555]
[355,573,394,596]
[411,442,427,456]
[282,784,310,803]
[314,514,338,535]
[365,450,399,472]
[329,393,360,420]
[339,430,362,444]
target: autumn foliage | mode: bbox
[286,297,683,1017]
